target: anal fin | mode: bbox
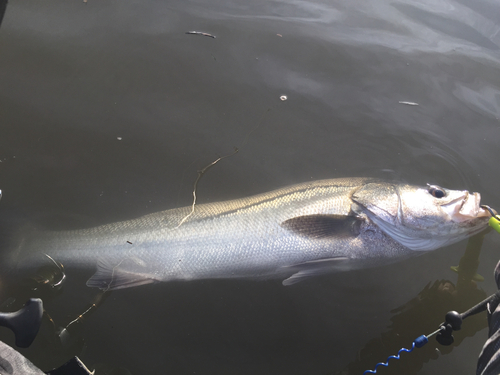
[86,258,158,291]
[281,257,349,286]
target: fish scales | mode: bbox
[3,178,489,289]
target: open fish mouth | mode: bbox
[443,191,489,223]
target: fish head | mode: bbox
[351,182,490,251]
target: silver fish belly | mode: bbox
[9,178,489,290]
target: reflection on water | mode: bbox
[0,0,500,374]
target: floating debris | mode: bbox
[280,95,287,101]
[176,148,239,229]
[398,101,419,106]
[185,31,216,39]
[277,34,282,37]
[127,241,133,244]
[117,137,122,141]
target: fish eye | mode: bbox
[427,185,446,198]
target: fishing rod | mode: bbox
[363,205,500,374]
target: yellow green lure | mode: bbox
[482,205,500,234]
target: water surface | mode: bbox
[0,0,500,374]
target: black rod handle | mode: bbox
[0,298,43,347]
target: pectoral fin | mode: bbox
[87,258,158,291]
[281,214,361,239]
[281,257,349,286]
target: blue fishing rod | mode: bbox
[363,205,500,374]
[363,289,500,374]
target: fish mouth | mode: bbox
[443,191,489,223]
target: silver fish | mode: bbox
[7,178,490,290]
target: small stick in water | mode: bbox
[176,148,239,228]
[185,31,216,39]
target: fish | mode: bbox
[3,178,490,290]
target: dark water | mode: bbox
[1,0,500,374]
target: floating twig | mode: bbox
[176,148,239,228]
[185,31,216,39]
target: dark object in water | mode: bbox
[46,357,94,375]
